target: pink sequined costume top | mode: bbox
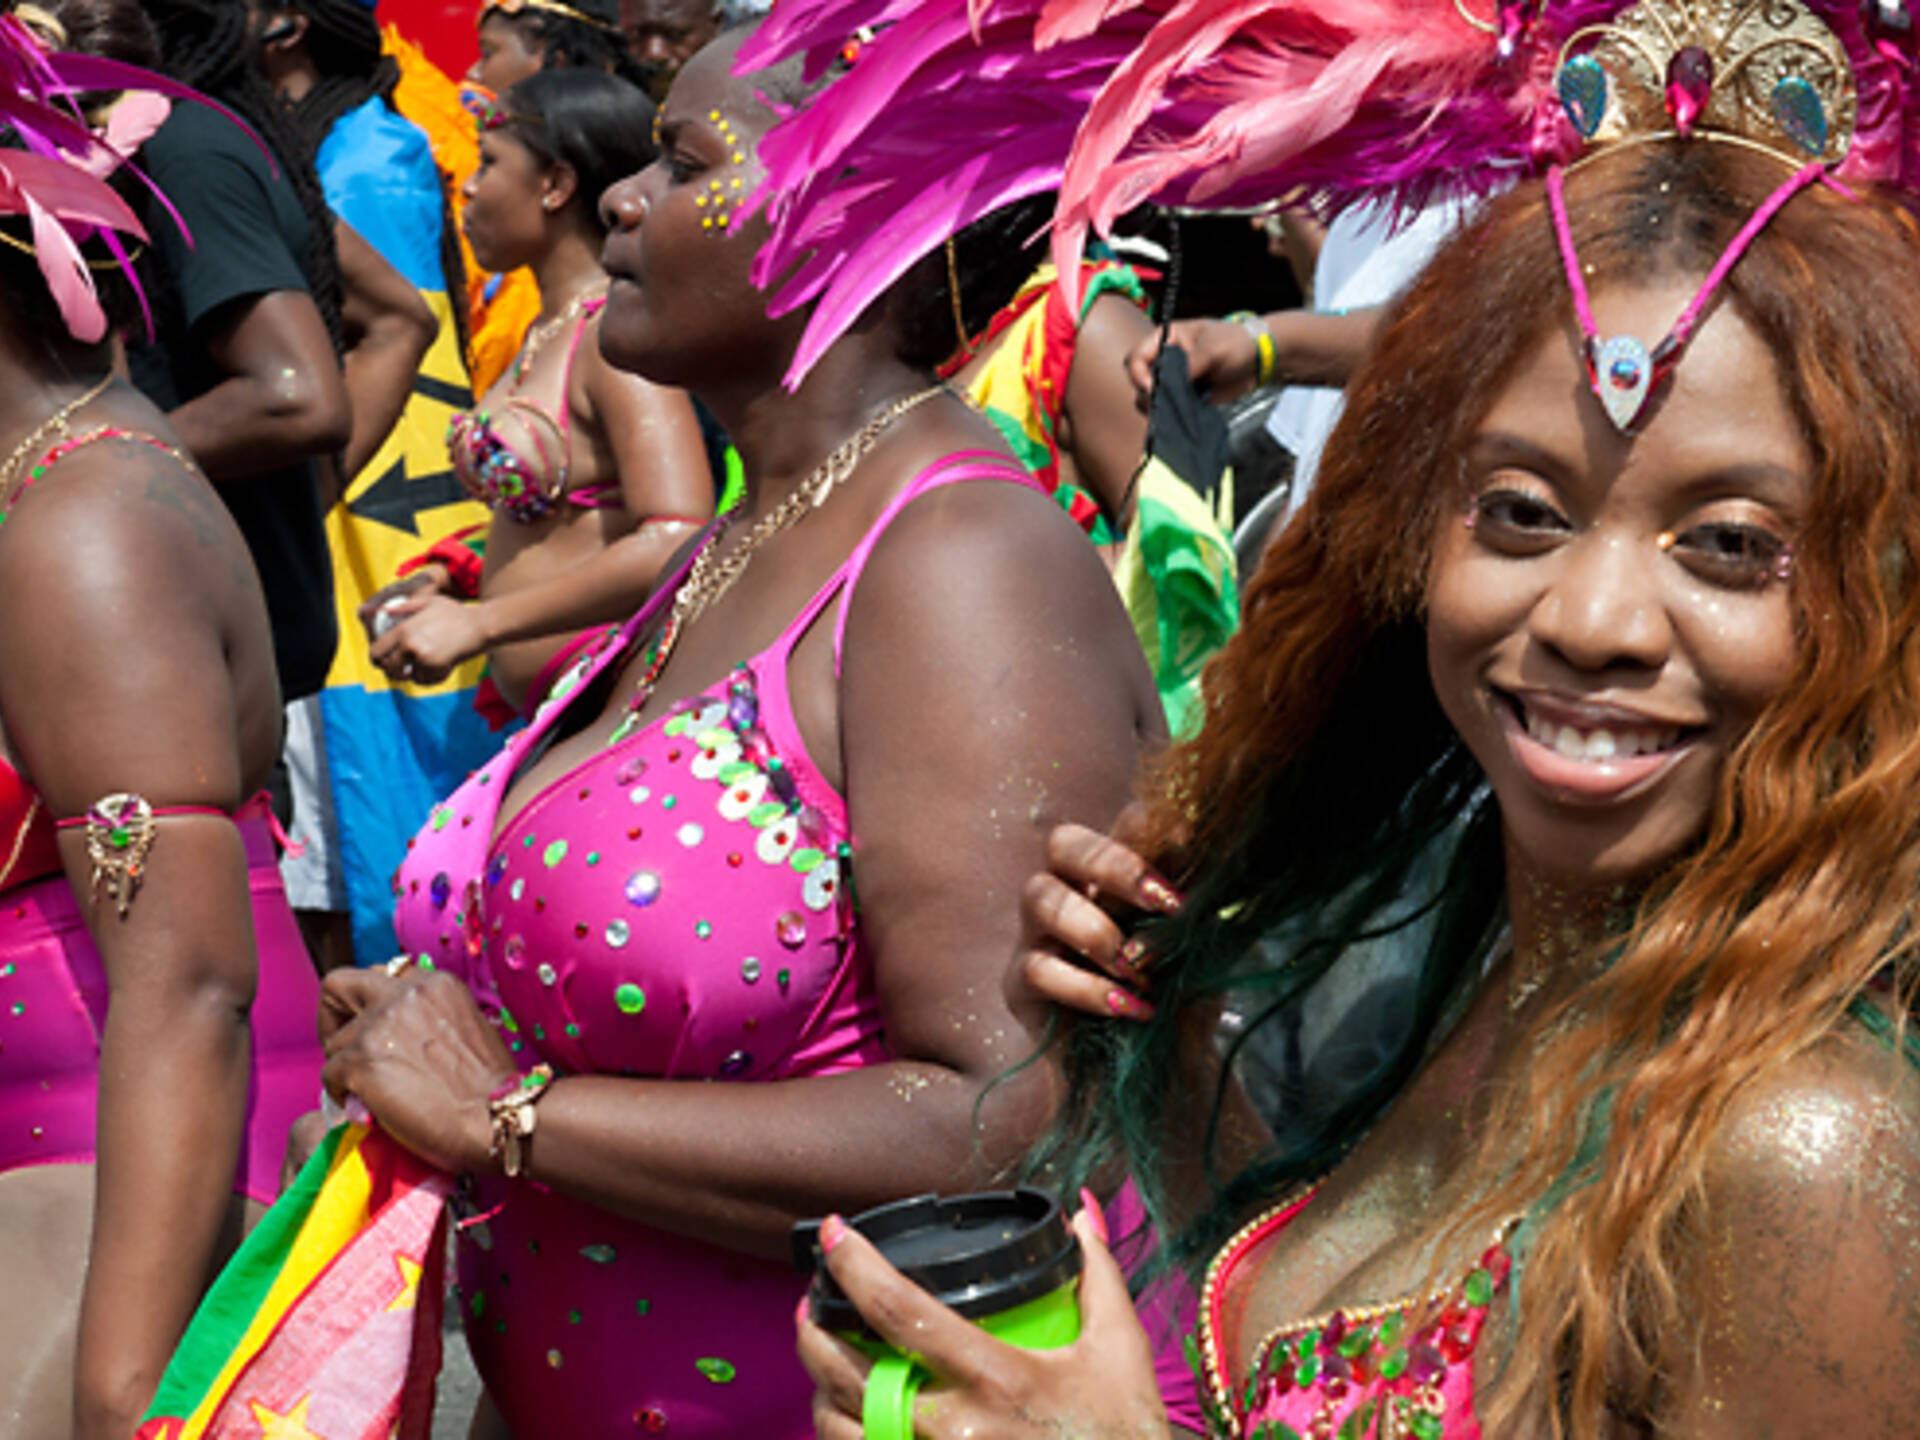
[1196,1189,1514,1440]
[0,774,323,1201]
[391,451,1042,1437]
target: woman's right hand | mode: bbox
[797,1200,1171,1440]
[357,566,447,644]
[1019,815,1180,1022]
[1124,317,1261,402]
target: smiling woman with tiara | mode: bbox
[740,1,1920,1437]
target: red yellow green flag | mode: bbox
[136,1124,453,1440]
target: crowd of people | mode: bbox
[0,0,1916,1437]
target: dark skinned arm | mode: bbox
[0,443,264,1440]
[167,287,351,481]
[323,474,1155,1260]
[1122,308,1383,404]
[1057,291,1156,534]
[337,219,438,479]
[368,317,714,684]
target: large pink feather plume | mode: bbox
[0,16,265,341]
[742,0,1920,387]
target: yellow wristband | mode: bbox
[1228,311,1277,387]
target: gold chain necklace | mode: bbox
[511,280,609,386]
[608,384,945,743]
[0,374,113,504]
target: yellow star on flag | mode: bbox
[248,1393,324,1439]
[386,1252,423,1312]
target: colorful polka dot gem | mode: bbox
[776,911,806,948]
[615,983,647,1015]
[582,1243,618,1263]
[625,870,661,907]
[695,1358,736,1384]
[606,920,632,948]
[740,957,761,984]
[544,839,569,868]
[695,920,712,940]
[537,963,558,987]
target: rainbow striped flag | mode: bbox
[136,1125,452,1440]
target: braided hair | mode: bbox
[484,0,651,89]
[144,0,345,352]
[278,0,469,354]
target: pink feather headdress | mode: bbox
[737,0,1918,388]
[0,12,245,342]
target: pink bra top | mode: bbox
[1196,1189,1515,1440]
[447,297,623,524]
[392,449,1044,1082]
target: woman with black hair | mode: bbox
[469,0,649,94]
[310,25,1157,1439]
[0,21,323,1437]
[368,69,712,723]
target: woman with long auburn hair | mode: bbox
[767,0,1920,1434]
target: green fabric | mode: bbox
[718,445,746,517]
[1113,459,1239,737]
[142,1124,349,1421]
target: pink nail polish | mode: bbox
[1078,1188,1109,1246]
[819,1214,848,1254]
[1115,936,1150,974]
[1106,987,1154,1021]
[795,1294,812,1328]
[1136,875,1183,913]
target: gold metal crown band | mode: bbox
[1554,0,1858,170]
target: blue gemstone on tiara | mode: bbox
[1559,54,1608,140]
[1770,75,1828,156]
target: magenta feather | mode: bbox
[745,0,1920,386]
[0,16,272,340]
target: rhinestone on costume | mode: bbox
[543,839,569,868]
[776,910,806,948]
[1609,355,1641,388]
[502,935,526,969]
[630,785,651,805]
[1558,51,1607,137]
[625,870,662,907]
[636,1409,668,1432]
[538,962,558,986]
[695,1358,736,1384]
[615,982,647,1014]
[1664,45,1713,135]
[606,919,632,948]
[1771,74,1828,154]
[616,756,648,785]
[429,871,453,908]
[740,957,761,984]
[677,822,704,847]
[487,854,509,886]
[547,1349,563,1369]
[582,1243,618,1263]
[695,920,713,939]
[720,1050,752,1076]
[511,878,526,901]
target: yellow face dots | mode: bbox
[698,110,750,235]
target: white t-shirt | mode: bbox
[1263,196,1479,522]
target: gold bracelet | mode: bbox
[487,1064,555,1178]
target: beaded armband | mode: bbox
[488,1064,555,1178]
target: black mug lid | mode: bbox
[794,1187,1081,1337]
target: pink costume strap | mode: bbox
[551,294,605,454]
[54,803,227,829]
[820,449,1043,675]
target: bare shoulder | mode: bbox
[1704,1021,1920,1212]
[0,432,251,644]
[1667,1020,1920,1433]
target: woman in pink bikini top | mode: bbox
[794,56,1920,1440]
[315,27,1161,1440]
[368,69,713,720]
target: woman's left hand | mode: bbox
[798,1201,1170,1440]
[369,593,490,686]
[319,965,519,1174]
